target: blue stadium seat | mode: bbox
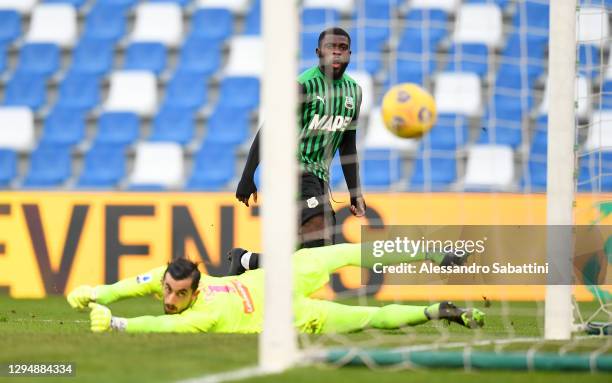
[205,107,251,146]
[124,42,167,75]
[16,43,60,78]
[149,107,195,145]
[22,146,72,188]
[512,0,549,30]
[329,153,343,188]
[56,73,100,112]
[83,4,127,43]
[362,149,402,189]
[410,153,457,191]
[302,8,340,31]
[494,62,545,90]
[70,38,115,76]
[44,0,87,7]
[94,112,140,147]
[0,47,5,74]
[488,91,534,118]
[244,0,261,35]
[186,143,236,190]
[300,33,319,67]
[521,158,547,191]
[348,28,387,75]
[445,43,489,77]
[40,108,86,147]
[578,44,601,79]
[420,114,469,150]
[191,8,234,42]
[77,144,126,188]
[530,128,547,155]
[402,9,448,47]
[176,37,221,76]
[162,72,208,111]
[502,32,547,60]
[578,151,612,191]
[0,149,17,187]
[477,119,523,148]
[465,0,511,9]
[96,0,137,10]
[602,80,612,109]
[217,77,260,110]
[148,0,190,5]
[4,73,46,110]
[0,10,20,47]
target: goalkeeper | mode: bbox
[67,244,485,333]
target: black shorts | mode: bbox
[299,172,336,227]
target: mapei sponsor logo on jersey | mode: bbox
[307,114,353,132]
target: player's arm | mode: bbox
[339,87,365,217]
[88,303,217,333]
[67,266,166,309]
[236,130,260,207]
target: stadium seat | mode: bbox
[130,3,183,47]
[190,8,234,42]
[529,128,547,156]
[217,76,260,110]
[464,144,514,190]
[501,32,547,61]
[0,0,37,14]
[186,143,236,190]
[410,152,457,190]
[40,107,86,147]
[196,0,251,14]
[77,144,126,188]
[22,145,72,188]
[149,107,195,145]
[70,38,115,76]
[302,8,340,33]
[363,107,418,151]
[539,76,590,121]
[243,0,261,35]
[96,0,137,9]
[453,4,503,48]
[578,151,612,191]
[347,71,373,116]
[577,6,609,48]
[0,10,20,47]
[82,3,127,43]
[434,72,482,117]
[584,111,612,151]
[124,42,167,75]
[300,33,319,69]
[176,36,222,76]
[129,142,184,189]
[44,0,87,8]
[205,106,251,146]
[25,4,78,47]
[0,149,16,187]
[303,0,354,14]
[402,8,448,46]
[477,116,523,148]
[578,44,601,79]
[94,112,140,147]
[162,72,208,111]
[0,107,34,151]
[56,72,101,112]
[602,78,612,109]
[411,0,459,13]
[420,114,469,150]
[15,43,60,78]
[149,0,190,5]
[362,149,402,189]
[493,62,545,91]
[511,0,549,30]
[521,156,547,191]
[104,71,158,116]
[348,27,387,75]
[4,73,47,111]
[0,47,5,74]
[445,43,489,77]
[224,36,263,77]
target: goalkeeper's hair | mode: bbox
[318,27,351,48]
[165,258,201,292]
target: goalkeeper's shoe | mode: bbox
[425,301,485,329]
[227,247,248,276]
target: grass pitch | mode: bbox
[0,294,610,383]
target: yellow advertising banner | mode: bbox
[0,192,610,301]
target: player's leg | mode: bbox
[298,173,335,249]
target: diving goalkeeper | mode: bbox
[67,244,485,333]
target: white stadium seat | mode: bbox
[434,72,482,117]
[584,111,612,151]
[104,71,158,116]
[453,4,503,47]
[411,0,460,13]
[196,0,251,14]
[0,0,37,14]
[130,142,184,188]
[347,71,373,117]
[303,0,354,15]
[464,144,514,189]
[539,76,591,121]
[0,107,35,151]
[578,6,609,47]
[364,107,418,151]
[224,36,264,77]
[131,3,183,47]
[26,4,78,47]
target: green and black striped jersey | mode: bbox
[298,66,362,182]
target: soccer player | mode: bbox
[67,244,485,333]
[235,27,366,254]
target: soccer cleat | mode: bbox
[226,247,248,276]
[425,301,485,329]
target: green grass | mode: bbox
[0,295,609,383]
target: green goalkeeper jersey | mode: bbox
[298,66,362,182]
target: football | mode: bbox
[381,83,437,138]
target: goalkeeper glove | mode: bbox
[67,285,96,310]
[88,303,128,333]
